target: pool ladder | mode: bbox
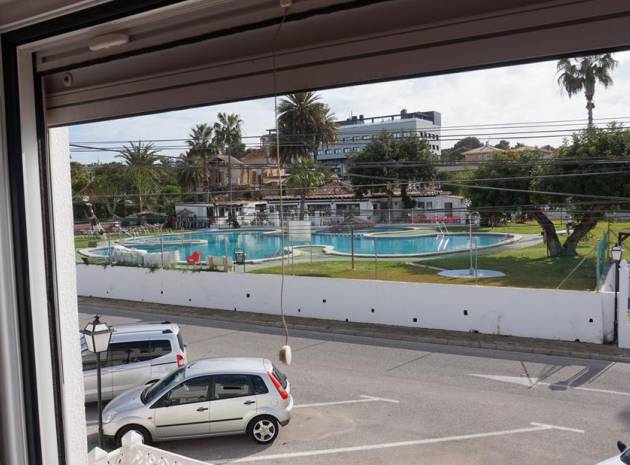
[436,222,450,251]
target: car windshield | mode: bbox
[141,367,185,404]
[622,449,630,465]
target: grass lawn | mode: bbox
[253,221,629,291]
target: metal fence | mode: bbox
[596,229,611,288]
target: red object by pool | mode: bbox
[186,251,201,265]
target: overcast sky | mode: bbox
[69,51,630,164]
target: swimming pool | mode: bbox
[86,229,516,262]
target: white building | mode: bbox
[317,109,442,175]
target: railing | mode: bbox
[88,431,209,465]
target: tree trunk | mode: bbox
[203,153,210,203]
[560,212,600,256]
[586,97,595,126]
[529,208,562,257]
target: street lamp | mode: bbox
[83,315,112,448]
[612,245,623,343]
[464,199,475,276]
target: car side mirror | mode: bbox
[145,379,158,386]
[618,441,627,453]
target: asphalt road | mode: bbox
[80,302,630,465]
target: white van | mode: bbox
[81,321,187,402]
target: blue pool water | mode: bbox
[91,229,512,261]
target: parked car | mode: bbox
[81,321,187,402]
[596,441,630,464]
[102,357,292,446]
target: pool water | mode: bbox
[91,229,512,261]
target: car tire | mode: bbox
[115,425,152,447]
[247,415,279,444]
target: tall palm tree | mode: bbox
[176,151,202,197]
[214,113,243,226]
[186,123,215,202]
[276,92,338,163]
[288,157,329,220]
[557,54,618,125]
[117,141,161,212]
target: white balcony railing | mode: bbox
[88,431,210,465]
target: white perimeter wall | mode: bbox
[77,264,614,344]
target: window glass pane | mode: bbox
[143,367,185,404]
[151,339,172,359]
[250,375,269,394]
[82,350,97,371]
[166,376,211,406]
[213,374,253,400]
[106,342,132,367]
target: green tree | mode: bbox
[214,112,244,225]
[158,184,182,216]
[276,92,337,163]
[467,125,630,256]
[288,157,330,220]
[557,54,617,125]
[176,150,202,198]
[534,124,630,255]
[117,141,161,213]
[89,163,132,219]
[494,140,511,150]
[440,136,482,162]
[347,132,437,210]
[186,124,215,202]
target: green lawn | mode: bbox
[253,221,629,291]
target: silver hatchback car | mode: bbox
[102,357,292,445]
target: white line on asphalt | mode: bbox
[293,394,399,409]
[470,373,630,397]
[215,422,582,463]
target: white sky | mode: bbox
[69,51,630,164]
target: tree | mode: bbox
[440,136,482,162]
[90,163,131,219]
[186,124,215,202]
[463,150,541,232]
[494,140,511,150]
[466,125,630,257]
[276,92,337,163]
[117,141,161,212]
[288,157,329,220]
[557,54,617,125]
[347,132,437,210]
[158,184,182,216]
[214,112,244,225]
[533,123,630,255]
[176,151,202,198]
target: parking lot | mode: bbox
[80,302,630,465]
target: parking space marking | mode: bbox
[294,394,399,409]
[470,373,630,397]
[218,422,583,463]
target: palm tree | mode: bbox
[557,54,617,125]
[117,141,161,212]
[288,157,329,220]
[186,124,214,202]
[276,92,337,163]
[214,113,243,226]
[176,151,202,197]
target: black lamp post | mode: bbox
[83,315,112,448]
[612,245,623,343]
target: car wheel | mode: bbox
[247,416,279,444]
[115,425,152,447]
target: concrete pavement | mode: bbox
[81,301,630,465]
